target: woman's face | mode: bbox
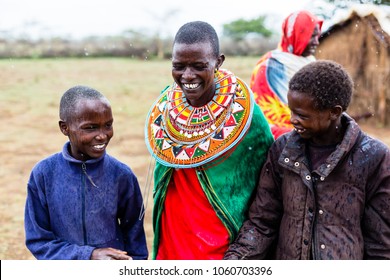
[171,41,224,107]
[301,24,321,57]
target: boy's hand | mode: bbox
[91,247,133,260]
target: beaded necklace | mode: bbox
[145,69,253,168]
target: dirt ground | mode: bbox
[0,58,389,260]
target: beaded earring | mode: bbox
[214,68,219,80]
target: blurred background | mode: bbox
[1,0,389,259]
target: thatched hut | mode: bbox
[317,6,390,127]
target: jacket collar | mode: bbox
[61,141,106,164]
[279,113,362,177]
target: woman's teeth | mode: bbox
[183,83,199,89]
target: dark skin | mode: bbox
[59,98,132,260]
[288,90,344,146]
[172,41,225,107]
[90,247,131,260]
[59,98,114,161]
[301,24,321,57]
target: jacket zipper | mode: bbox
[81,162,88,245]
[82,162,98,187]
[310,176,318,259]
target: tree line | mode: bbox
[1,0,387,59]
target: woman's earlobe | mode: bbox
[217,54,225,68]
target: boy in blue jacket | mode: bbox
[24,85,148,260]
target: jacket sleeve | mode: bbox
[24,167,95,260]
[363,142,390,259]
[224,143,284,259]
[117,171,148,260]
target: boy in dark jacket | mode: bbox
[24,85,148,260]
[224,60,390,260]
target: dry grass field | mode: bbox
[0,57,389,260]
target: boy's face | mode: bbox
[59,98,114,161]
[288,90,337,146]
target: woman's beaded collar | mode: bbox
[145,69,253,168]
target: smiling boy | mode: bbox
[224,60,390,260]
[24,85,148,260]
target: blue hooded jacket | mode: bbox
[24,142,148,260]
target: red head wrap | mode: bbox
[280,10,323,56]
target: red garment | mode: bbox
[250,11,323,139]
[271,125,292,140]
[156,169,229,260]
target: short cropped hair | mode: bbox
[173,21,220,58]
[59,85,106,121]
[289,60,353,111]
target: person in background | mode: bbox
[250,10,323,139]
[224,60,390,260]
[24,85,148,260]
[144,21,274,259]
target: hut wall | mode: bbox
[317,15,390,127]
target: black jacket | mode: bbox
[224,115,390,259]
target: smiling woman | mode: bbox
[171,41,223,107]
[144,21,274,260]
